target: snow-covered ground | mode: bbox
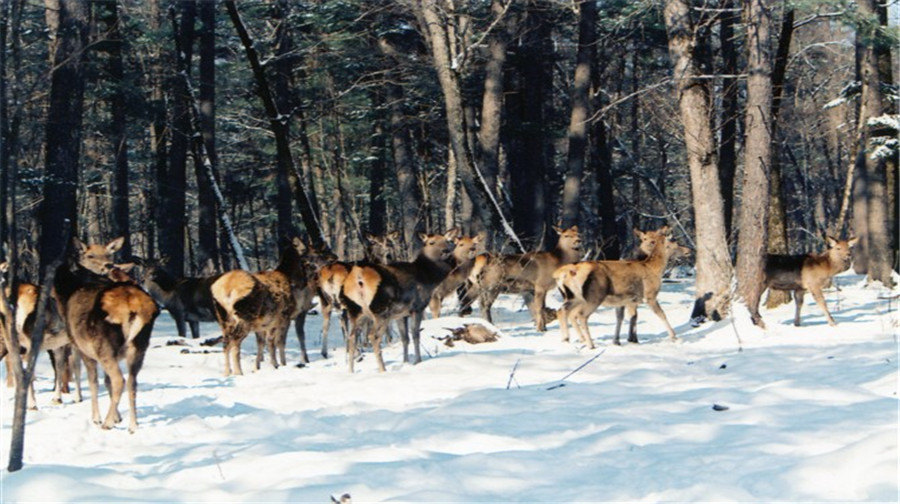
[1,272,897,502]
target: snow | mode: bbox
[1,272,897,502]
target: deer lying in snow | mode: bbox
[312,232,398,362]
[54,237,159,432]
[755,236,859,327]
[142,266,221,340]
[429,231,484,318]
[211,238,324,375]
[554,226,689,347]
[465,226,582,331]
[340,232,455,372]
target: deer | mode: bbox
[755,236,860,327]
[429,231,484,318]
[554,226,689,347]
[465,226,582,331]
[340,232,455,372]
[142,265,221,340]
[53,237,159,433]
[211,238,322,376]
[312,232,399,363]
[291,242,337,365]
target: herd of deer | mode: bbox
[0,225,859,433]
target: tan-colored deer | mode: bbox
[429,231,484,318]
[211,238,324,376]
[54,237,159,432]
[313,232,398,362]
[756,236,859,326]
[466,226,582,331]
[554,227,689,347]
[340,232,455,372]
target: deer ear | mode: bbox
[658,225,671,235]
[825,236,839,248]
[73,237,88,254]
[106,237,125,254]
[847,236,860,248]
[117,262,136,272]
[552,226,563,234]
[474,231,487,243]
[444,227,460,240]
[0,262,8,273]
[633,228,644,239]
[365,233,376,242]
[387,230,400,241]
[292,237,307,253]
[419,232,429,242]
[569,225,579,233]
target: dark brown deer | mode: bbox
[211,238,318,376]
[54,237,159,432]
[142,265,221,340]
[554,227,688,347]
[313,232,398,362]
[756,236,859,326]
[429,231,484,318]
[466,226,582,331]
[340,232,455,372]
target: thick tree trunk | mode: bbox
[664,0,734,321]
[147,0,166,261]
[561,0,596,229]
[368,91,387,236]
[225,0,325,249]
[271,0,295,247]
[196,0,218,272]
[718,0,738,239]
[388,80,421,257]
[40,0,88,269]
[162,0,195,277]
[857,0,892,286]
[764,9,794,308]
[736,0,774,326]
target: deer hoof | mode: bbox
[51,397,63,405]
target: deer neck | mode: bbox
[555,246,581,265]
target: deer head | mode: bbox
[825,236,860,271]
[419,232,455,261]
[73,237,125,275]
[634,226,671,257]
[553,226,583,253]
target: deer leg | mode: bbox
[278,324,288,367]
[809,287,836,326]
[400,317,410,364]
[558,303,571,342]
[412,310,424,364]
[457,283,473,316]
[26,350,36,410]
[83,358,101,425]
[529,288,546,331]
[174,312,187,339]
[647,298,677,341]
[793,290,805,326]
[574,310,594,349]
[189,320,201,340]
[101,362,125,430]
[255,333,265,371]
[429,292,442,319]
[613,307,625,345]
[625,305,639,344]
[268,330,280,369]
[125,346,145,433]
[371,320,387,373]
[70,348,82,403]
[346,316,359,373]
[480,290,496,324]
[51,348,68,404]
[320,302,333,360]
[4,352,13,388]
[295,313,309,364]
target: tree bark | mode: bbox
[40,0,88,269]
[664,0,734,321]
[224,0,325,250]
[736,0,773,326]
[196,0,218,272]
[387,80,421,257]
[764,8,794,308]
[718,0,738,239]
[368,91,387,236]
[560,0,596,229]
[271,0,296,247]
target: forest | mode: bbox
[0,0,897,489]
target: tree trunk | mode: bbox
[875,3,897,272]
[718,0,738,240]
[764,8,794,308]
[857,0,892,286]
[736,0,774,326]
[196,0,218,272]
[40,0,88,269]
[225,0,325,250]
[100,0,131,257]
[387,80,421,257]
[664,0,734,321]
[368,91,387,236]
[162,0,195,277]
[271,0,296,247]
[560,0,596,229]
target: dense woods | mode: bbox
[0,0,894,309]
[0,0,897,473]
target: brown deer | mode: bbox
[142,265,221,340]
[211,238,319,376]
[466,226,582,331]
[756,236,859,327]
[554,227,688,347]
[313,232,398,362]
[54,237,159,432]
[429,231,484,318]
[291,242,337,365]
[340,232,455,372]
